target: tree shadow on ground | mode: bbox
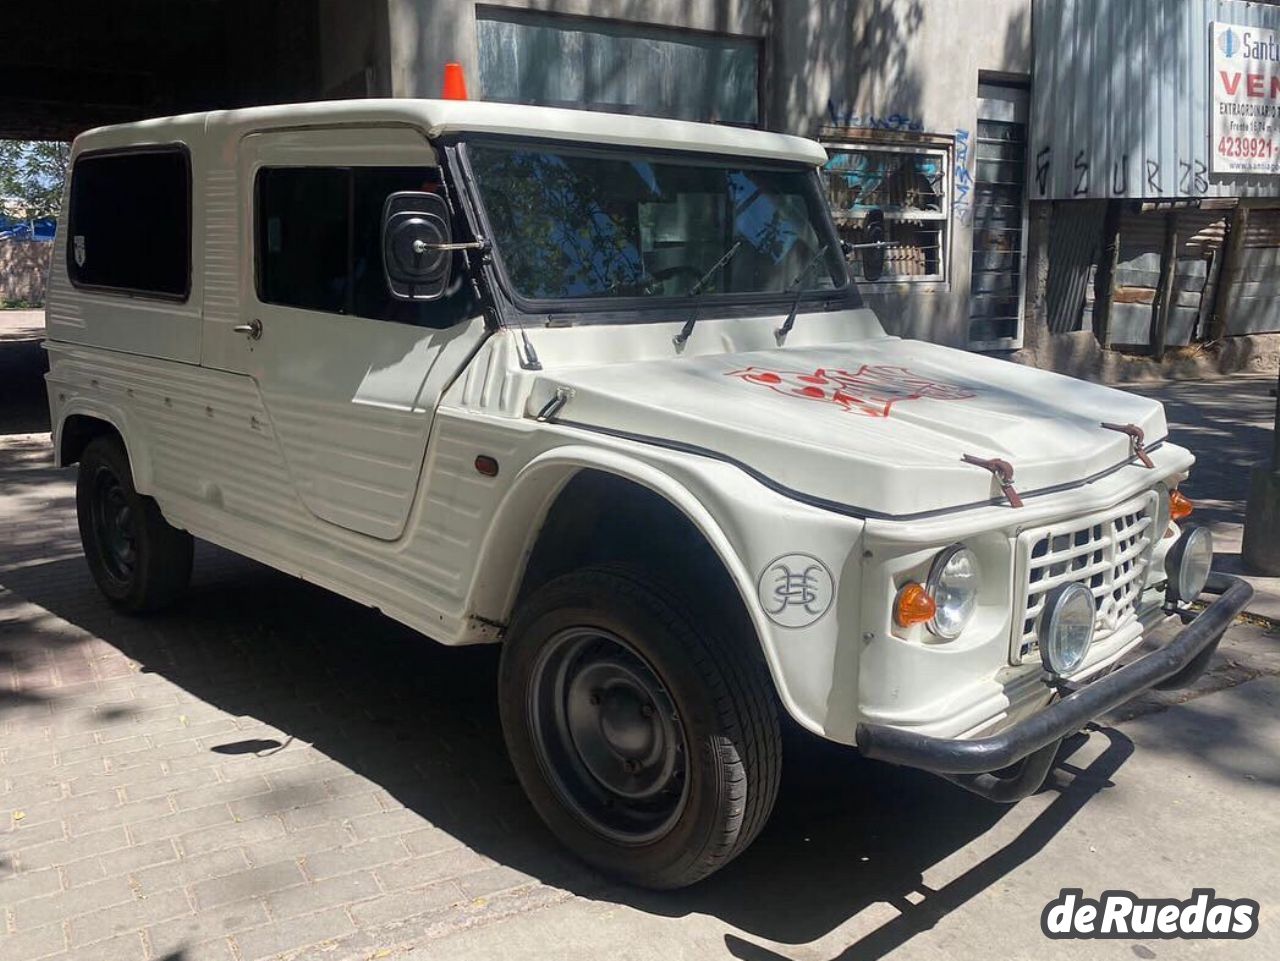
[0,542,1132,956]
[1128,375,1275,534]
[0,328,51,436]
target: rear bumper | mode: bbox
[855,572,1252,784]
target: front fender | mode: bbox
[464,438,867,742]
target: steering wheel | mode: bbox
[650,264,706,286]
[604,264,712,297]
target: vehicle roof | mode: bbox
[73,99,829,166]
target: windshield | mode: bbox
[466,141,850,306]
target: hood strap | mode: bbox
[962,454,1024,508]
[1101,422,1155,469]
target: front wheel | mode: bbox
[498,566,781,889]
[76,435,193,613]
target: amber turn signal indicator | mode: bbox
[894,582,937,629]
[1170,489,1193,521]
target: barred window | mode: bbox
[821,142,950,284]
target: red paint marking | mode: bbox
[726,363,978,418]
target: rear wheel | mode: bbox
[499,566,781,889]
[76,435,193,613]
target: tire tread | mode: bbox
[501,563,781,888]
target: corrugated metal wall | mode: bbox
[1031,0,1280,201]
[1045,201,1103,333]
[1109,208,1228,345]
[1224,209,1280,334]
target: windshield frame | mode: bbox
[454,135,861,325]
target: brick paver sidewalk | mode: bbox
[0,425,591,961]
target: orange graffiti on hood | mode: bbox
[727,364,977,418]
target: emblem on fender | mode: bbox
[757,553,835,628]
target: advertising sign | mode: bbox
[1212,21,1280,174]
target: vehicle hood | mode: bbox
[531,336,1169,517]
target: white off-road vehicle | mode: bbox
[46,99,1249,889]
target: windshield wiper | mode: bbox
[775,244,831,341]
[673,240,744,347]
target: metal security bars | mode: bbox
[821,141,950,284]
[967,84,1029,348]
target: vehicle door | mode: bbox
[201,126,487,540]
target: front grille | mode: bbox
[1012,491,1158,665]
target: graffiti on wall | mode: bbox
[826,100,925,132]
[1033,145,1210,199]
[954,128,973,226]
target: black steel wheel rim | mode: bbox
[90,466,138,584]
[527,627,689,845]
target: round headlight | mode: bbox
[926,544,981,639]
[1165,524,1213,603]
[1040,581,1095,676]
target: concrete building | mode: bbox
[331,0,1036,350]
[16,1,1280,356]
[5,0,1033,350]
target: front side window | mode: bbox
[822,143,950,283]
[68,148,190,298]
[467,142,848,307]
[255,165,478,325]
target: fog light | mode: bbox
[1165,524,1213,603]
[1039,582,1095,676]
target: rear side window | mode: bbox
[255,165,478,326]
[67,148,191,299]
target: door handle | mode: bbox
[233,318,263,340]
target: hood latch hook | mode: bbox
[1101,422,1155,468]
[962,454,1024,508]
[535,386,574,423]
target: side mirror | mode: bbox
[382,191,453,301]
[862,208,886,282]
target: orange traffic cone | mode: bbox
[442,63,468,100]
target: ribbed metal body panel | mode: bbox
[45,342,517,643]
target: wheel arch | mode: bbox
[466,446,776,675]
[54,403,153,492]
